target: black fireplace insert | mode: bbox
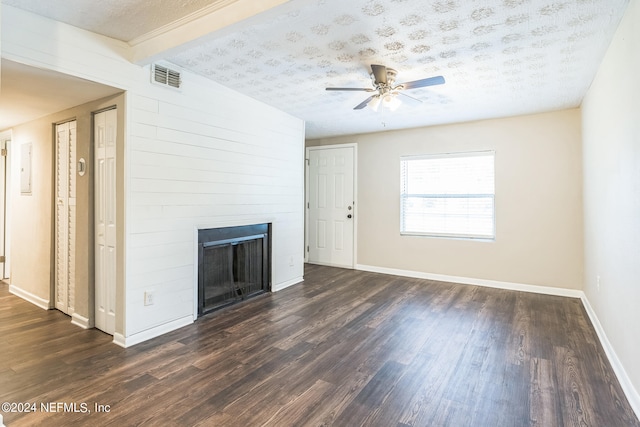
[197,223,271,316]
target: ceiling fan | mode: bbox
[326,64,445,111]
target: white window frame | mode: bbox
[400,150,495,240]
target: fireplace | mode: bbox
[197,223,271,316]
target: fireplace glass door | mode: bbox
[198,223,270,316]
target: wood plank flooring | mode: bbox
[1,264,638,426]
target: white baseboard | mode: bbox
[116,315,193,348]
[1,413,4,427]
[71,313,92,329]
[581,295,640,418]
[113,333,126,348]
[308,260,354,269]
[272,276,304,292]
[355,264,583,298]
[9,285,51,309]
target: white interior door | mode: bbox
[307,145,355,268]
[55,120,77,315]
[95,109,117,335]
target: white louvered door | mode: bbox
[55,120,76,315]
[94,109,117,335]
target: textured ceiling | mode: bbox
[1,0,225,41]
[1,0,630,138]
[168,0,629,138]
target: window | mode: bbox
[400,151,495,239]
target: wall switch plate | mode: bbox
[144,291,154,306]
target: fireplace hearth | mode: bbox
[197,223,271,316]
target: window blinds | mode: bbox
[400,151,495,239]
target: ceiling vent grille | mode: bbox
[152,64,181,89]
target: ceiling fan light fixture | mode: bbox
[381,93,402,111]
[369,95,381,112]
[368,92,401,112]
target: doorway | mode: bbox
[306,144,357,268]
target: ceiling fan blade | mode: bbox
[397,92,423,106]
[371,64,388,85]
[354,96,375,110]
[400,75,445,90]
[326,87,375,91]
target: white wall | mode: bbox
[6,121,52,306]
[581,0,640,409]
[308,109,584,290]
[1,5,305,345]
[126,73,305,340]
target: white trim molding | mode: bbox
[129,0,290,64]
[581,295,640,418]
[115,315,193,348]
[9,285,51,310]
[113,333,126,348]
[71,313,92,329]
[272,276,303,292]
[128,0,237,47]
[355,264,583,298]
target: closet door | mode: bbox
[55,120,76,315]
[94,109,117,335]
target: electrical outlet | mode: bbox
[144,291,154,306]
[597,275,601,291]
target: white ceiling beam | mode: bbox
[129,0,292,65]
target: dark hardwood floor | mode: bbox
[1,264,638,426]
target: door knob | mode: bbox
[347,214,352,219]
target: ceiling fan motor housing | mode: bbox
[371,67,398,88]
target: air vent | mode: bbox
[152,64,181,89]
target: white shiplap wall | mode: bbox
[2,5,305,346]
[127,71,305,340]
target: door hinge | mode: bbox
[305,158,309,165]
[306,246,309,252]
[0,256,5,262]
[1,148,6,157]
[307,202,309,209]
